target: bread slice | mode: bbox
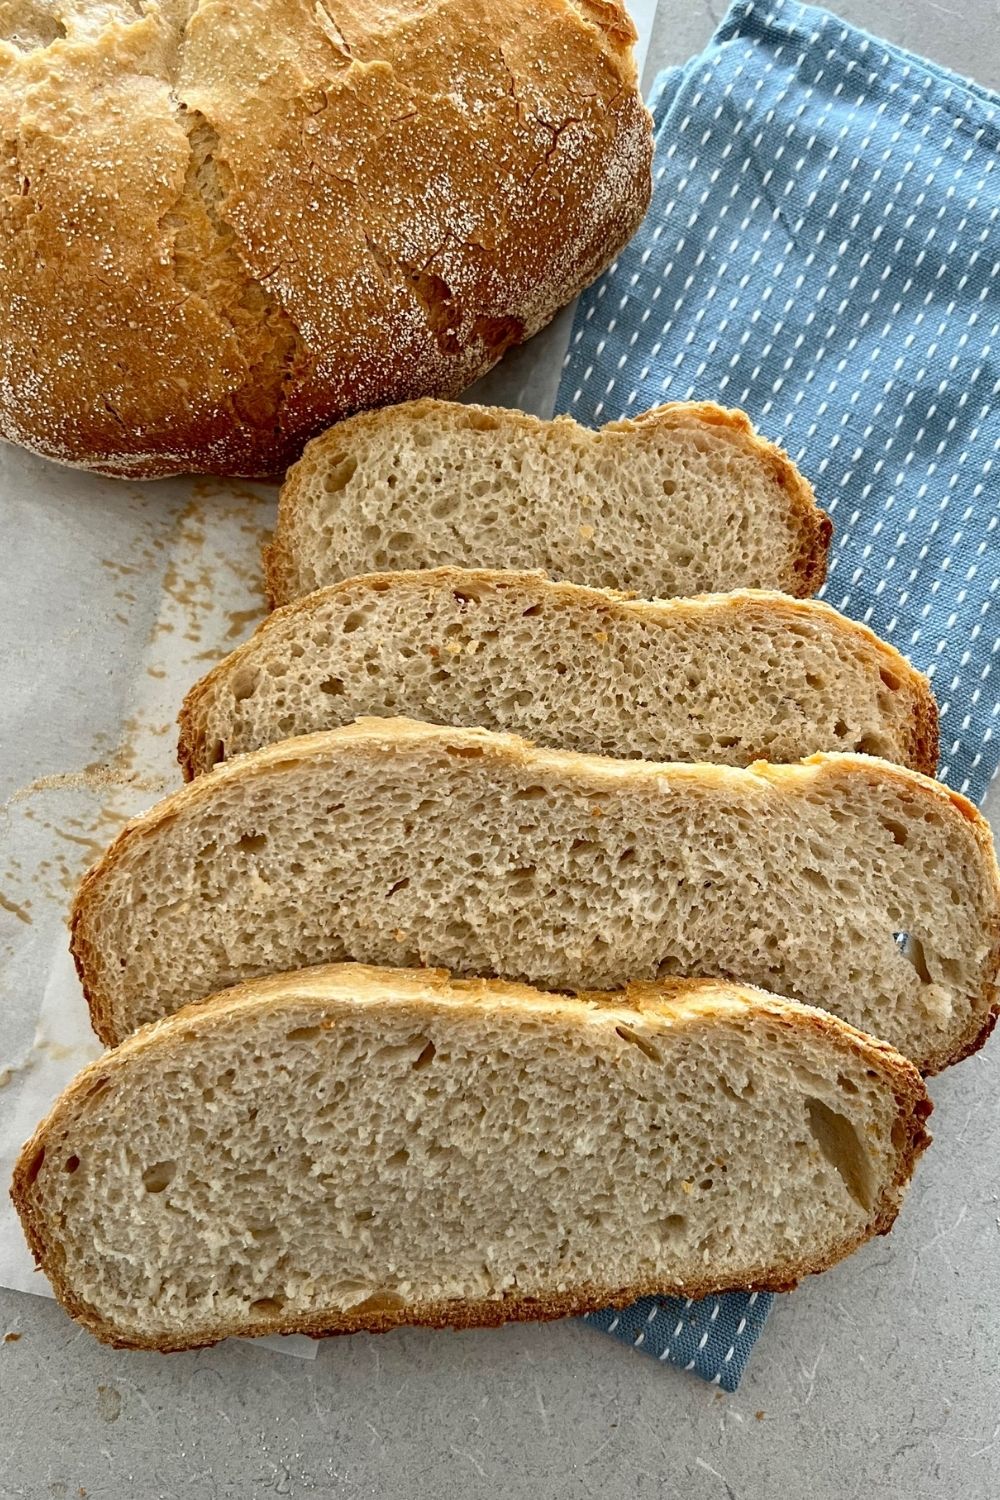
[263,400,831,606]
[13,964,931,1352]
[177,571,937,779]
[72,720,999,1071]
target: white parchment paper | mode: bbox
[0,3,658,1357]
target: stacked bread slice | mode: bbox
[15,967,931,1352]
[15,400,999,1352]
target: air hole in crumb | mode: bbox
[342,611,365,633]
[387,877,410,897]
[231,671,257,703]
[881,818,908,846]
[287,1025,323,1041]
[699,1178,714,1191]
[663,1213,686,1232]
[858,733,891,757]
[522,603,543,617]
[386,1147,409,1168]
[453,588,483,605]
[210,740,225,766]
[354,1208,375,1222]
[805,1098,874,1211]
[64,1155,80,1174]
[513,784,547,800]
[237,832,267,854]
[462,410,500,433]
[879,667,901,691]
[445,745,484,759]
[837,1073,860,1095]
[249,1295,286,1315]
[412,1038,436,1070]
[25,1147,44,1182]
[142,1161,176,1194]
[319,677,344,696]
[894,932,931,983]
[570,837,599,854]
[834,719,850,739]
[248,1223,278,1243]
[322,455,358,493]
[353,1290,407,1315]
[615,1025,662,1064]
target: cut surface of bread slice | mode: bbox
[73,720,1000,1071]
[178,571,937,779]
[264,400,831,606]
[13,965,931,1352]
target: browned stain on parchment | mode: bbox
[158,486,272,651]
[0,892,31,924]
[5,480,275,928]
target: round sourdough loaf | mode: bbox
[0,0,652,477]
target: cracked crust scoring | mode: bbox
[177,574,938,778]
[0,0,652,477]
[12,965,932,1351]
[72,719,1000,1071]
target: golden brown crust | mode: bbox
[263,399,832,607]
[908,680,940,779]
[11,965,931,1351]
[178,572,937,779]
[0,1,652,478]
[73,718,1000,1068]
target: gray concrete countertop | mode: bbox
[3,4,999,1497]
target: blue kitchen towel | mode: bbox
[587,1291,771,1390]
[567,0,1000,1387]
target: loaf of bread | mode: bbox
[178,571,937,778]
[72,719,1000,1070]
[265,400,831,604]
[13,964,931,1351]
[0,1,651,477]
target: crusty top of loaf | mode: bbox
[0,0,651,476]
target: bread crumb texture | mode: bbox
[0,0,652,476]
[177,573,936,777]
[12,966,931,1349]
[73,720,1000,1071]
[266,399,830,602]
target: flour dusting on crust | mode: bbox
[0,0,652,476]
